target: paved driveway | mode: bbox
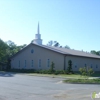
[0,72,100,100]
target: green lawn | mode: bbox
[27,73,87,79]
[91,72,100,77]
[63,78,100,84]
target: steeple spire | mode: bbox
[37,22,40,34]
[33,22,42,45]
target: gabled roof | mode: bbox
[11,43,100,59]
[33,43,100,59]
[48,46,100,59]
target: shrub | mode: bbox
[8,69,35,73]
[54,70,59,75]
[79,66,94,78]
[67,60,73,73]
[79,67,87,76]
[49,62,55,73]
[88,68,94,76]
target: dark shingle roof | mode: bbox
[35,44,100,59]
[11,43,100,59]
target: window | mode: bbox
[32,60,33,67]
[38,59,41,67]
[75,65,77,68]
[47,59,50,67]
[25,60,26,67]
[31,49,34,53]
[19,61,20,67]
[85,64,86,67]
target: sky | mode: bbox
[0,0,100,52]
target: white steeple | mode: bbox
[37,22,40,34]
[33,23,42,45]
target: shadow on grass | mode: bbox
[0,72,16,77]
[74,71,100,77]
[91,72,100,77]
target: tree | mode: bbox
[6,40,16,48]
[0,39,27,70]
[47,40,60,47]
[47,40,71,49]
[64,45,70,49]
[0,39,9,62]
[67,60,73,73]
[53,41,60,47]
[6,40,27,57]
[90,50,100,56]
[49,62,55,73]
[47,40,53,46]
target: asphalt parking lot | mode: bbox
[0,72,100,100]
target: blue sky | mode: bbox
[0,0,100,52]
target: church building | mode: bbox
[11,24,100,71]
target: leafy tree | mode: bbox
[6,40,27,57]
[47,40,60,47]
[91,50,100,55]
[53,41,60,47]
[6,40,16,48]
[47,40,53,46]
[0,39,27,70]
[6,59,11,70]
[0,39,9,62]
[64,45,70,49]
[47,40,70,49]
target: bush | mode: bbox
[79,67,87,76]
[8,68,35,73]
[88,68,94,76]
[40,70,49,74]
[79,66,94,78]
[54,71,58,75]
[49,62,55,73]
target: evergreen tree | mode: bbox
[67,60,73,73]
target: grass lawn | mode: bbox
[63,78,100,84]
[27,72,100,84]
[27,73,88,79]
[91,72,100,77]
